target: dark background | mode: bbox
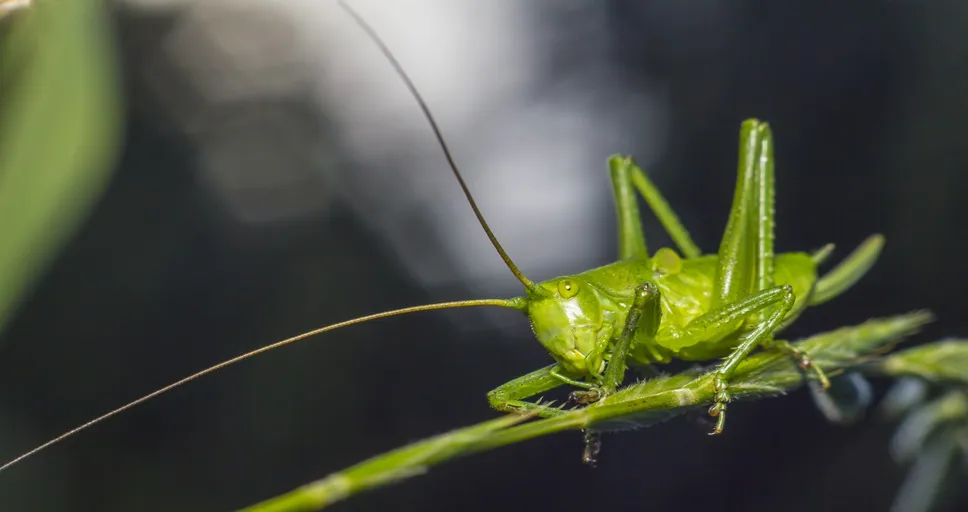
[1,0,967,511]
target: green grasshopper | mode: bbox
[0,1,884,473]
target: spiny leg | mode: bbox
[709,122,785,375]
[750,121,827,385]
[570,282,662,406]
[488,364,582,418]
[752,121,775,295]
[712,120,766,310]
[709,286,796,434]
[608,155,702,259]
[572,282,661,464]
[708,122,766,432]
[658,285,793,355]
[603,282,662,392]
[711,120,827,396]
[649,284,794,433]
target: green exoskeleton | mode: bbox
[0,1,884,473]
[485,141,882,435]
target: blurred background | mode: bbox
[0,0,967,510]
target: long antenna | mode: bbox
[0,3,539,475]
[337,0,539,294]
[0,298,525,473]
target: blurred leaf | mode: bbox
[881,377,931,420]
[890,391,968,464]
[809,372,874,425]
[877,340,968,385]
[891,427,965,512]
[876,342,968,512]
[0,0,121,334]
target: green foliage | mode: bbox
[874,342,968,512]
[877,340,968,386]
[242,311,964,512]
[0,0,121,335]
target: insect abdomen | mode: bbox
[636,252,817,362]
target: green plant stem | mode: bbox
[241,311,936,512]
[240,413,535,512]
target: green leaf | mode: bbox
[889,391,968,464]
[876,340,968,385]
[0,0,121,334]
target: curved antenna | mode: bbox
[0,298,526,473]
[338,0,540,294]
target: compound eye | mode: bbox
[558,279,580,299]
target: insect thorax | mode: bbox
[526,252,818,375]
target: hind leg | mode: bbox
[652,283,797,434]
[708,120,825,433]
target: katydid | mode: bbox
[0,1,885,473]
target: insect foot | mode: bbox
[769,339,832,390]
[581,430,602,467]
[796,353,831,389]
[708,375,733,435]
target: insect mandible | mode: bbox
[0,0,885,473]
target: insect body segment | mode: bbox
[526,276,614,376]
[489,121,886,438]
[0,2,892,474]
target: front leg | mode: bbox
[570,282,662,406]
[603,282,662,393]
[487,364,575,418]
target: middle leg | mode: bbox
[608,155,702,260]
